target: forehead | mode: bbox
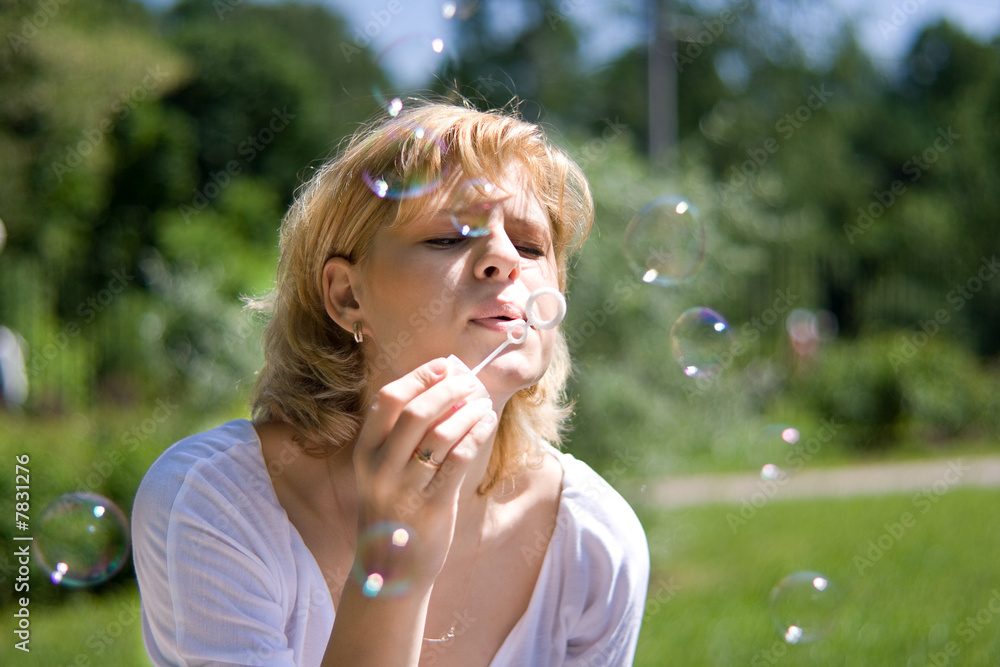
[396,160,551,231]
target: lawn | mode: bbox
[6,488,998,666]
[633,487,1000,666]
[2,406,997,665]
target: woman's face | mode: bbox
[354,162,561,403]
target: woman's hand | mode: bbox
[352,357,497,588]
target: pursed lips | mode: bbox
[469,302,526,331]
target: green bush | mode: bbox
[785,332,998,450]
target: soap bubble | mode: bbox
[441,1,478,20]
[770,571,842,644]
[446,179,507,237]
[624,195,705,286]
[760,463,783,481]
[34,492,131,587]
[352,521,417,598]
[372,33,457,115]
[362,122,448,200]
[754,424,800,479]
[670,307,733,378]
[787,309,839,358]
[0,326,29,407]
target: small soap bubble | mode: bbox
[442,1,478,20]
[447,179,507,237]
[34,492,131,588]
[362,122,448,200]
[753,424,800,480]
[669,307,733,378]
[770,571,842,644]
[624,195,705,286]
[372,33,457,112]
[760,463,782,481]
[352,521,418,598]
[787,309,839,358]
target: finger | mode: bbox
[401,398,494,482]
[421,408,499,508]
[355,358,449,459]
[376,373,487,470]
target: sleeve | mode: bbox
[561,473,651,667]
[134,463,298,667]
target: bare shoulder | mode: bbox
[489,447,563,541]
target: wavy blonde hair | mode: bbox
[247,101,593,490]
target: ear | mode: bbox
[322,257,363,337]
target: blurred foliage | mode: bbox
[0,0,998,474]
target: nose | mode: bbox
[473,227,521,282]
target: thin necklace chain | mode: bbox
[324,450,486,645]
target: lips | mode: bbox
[469,301,527,332]
[470,301,525,323]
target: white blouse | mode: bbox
[133,419,649,666]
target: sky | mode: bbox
[141,0,1000,82]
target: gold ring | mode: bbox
[412,448,442,470]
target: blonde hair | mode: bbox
[247,101,593,490]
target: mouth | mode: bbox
[470,312,528,334]
[470,301,526,324]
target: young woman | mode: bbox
[133,101,649,666]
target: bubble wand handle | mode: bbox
[471,320,527,375]
[468,287,567,376]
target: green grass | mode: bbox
[633,487,1000,666]
[2,587,149,666]
[7,489,998,666]
[3,405,998,664]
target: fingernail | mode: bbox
[428,357,448,379]
[481,410,498,426]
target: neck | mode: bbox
[457,395,509,501]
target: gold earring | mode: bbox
[353,321,363,344]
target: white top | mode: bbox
[133,419,650,666]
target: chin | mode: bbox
[479,360,545,395]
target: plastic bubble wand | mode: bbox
[470,286,567,375]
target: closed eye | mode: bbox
[425,237,464,248]
[516,245,546,259]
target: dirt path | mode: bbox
[631,456,1000,508]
